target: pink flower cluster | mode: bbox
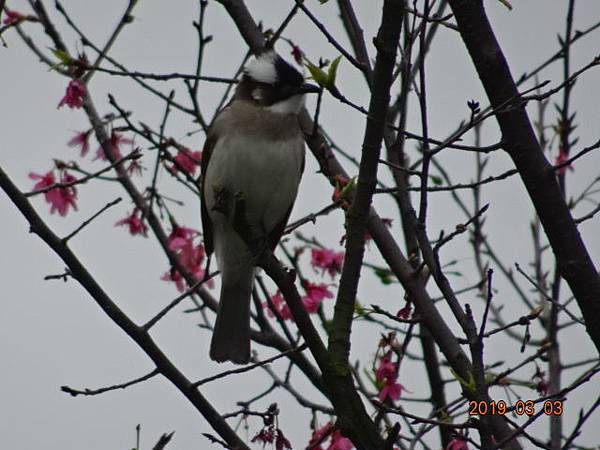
[262,247,341,321]
[251,425,291,450]
[169,147,202,176]
[311,248,344,278]
[264,281,334,321]
[67,130,92,157]
[309,422,353,450]
[95,132,133,161]
[375,352,405,402]
[161,225,212,292]
[58,79,86,109]
[29,169,78,216]
[68,129,138,172]
[115,209,147,237]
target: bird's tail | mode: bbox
[209,265,254,364]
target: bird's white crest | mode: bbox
[245,51,278,84]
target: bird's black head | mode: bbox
[238,50,319,113]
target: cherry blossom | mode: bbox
[263,290,292,320]
[251,426,275,445]
[275,428,292,450]
[170,147,202,175]
[291,44,304,65]
[57,79,86,109]
[375,352,406,402]
[127,159,144,176]
[555,147,574,175]
[396,302,412,320]
[161,225,212,291]
[3,8,24,25]
[115,209,147,237]
[67,130,92,157]
[302,281,334,313]
[328,430,354,450]
[311,248,344,278]
[309,423,354,450]
[95,132,133,161]
[29,170,78,216]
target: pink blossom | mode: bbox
[162,225,213,291]
[302,281,334,313]
[95,132,133,161]
[170,147,202,175]
[378,380,405,402]
[161,269,186,293]
[309,423,354,450]
[446,437,469,450]
[167,226,203,270]
[3,8,24,25]
[275,429,291,450]
[375,352,406,402]
[263,290,292,320]
[29,170,55,192]
[309,422,333,450]
[58,79,86,109]
[251,426,275,445]
[555,147,574,175]
[67,130,91,157]
[127,159,144,176]
[291,44,304,65]
[29,170,78,216]
[115,209,147,237]
[311,248,344,278]
[328,430,354,450]
[375,352,397,382]
[396,302,412,320]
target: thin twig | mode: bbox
[61,369,159,397]
[62,197,122,243]
[193,344,308,387]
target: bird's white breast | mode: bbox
[204,127,304,234]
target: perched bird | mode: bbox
[201,50,319,364]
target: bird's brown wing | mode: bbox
[200,132,218,256]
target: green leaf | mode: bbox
[450,368,477,393]
[354,300,367,316]
[430,175,443,185]
[374,267,393,285]
[326,55,342,87]
[305,61,329,88]
[305,56,342,91]
[50,48,72,65]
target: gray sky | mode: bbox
[2,1,600,449]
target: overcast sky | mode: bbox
[2,1,600,449]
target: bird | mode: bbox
[200,49,319,364]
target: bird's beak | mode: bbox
[298,82,320,94]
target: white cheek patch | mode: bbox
[265,94,306,115]
[245,51,278,84]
